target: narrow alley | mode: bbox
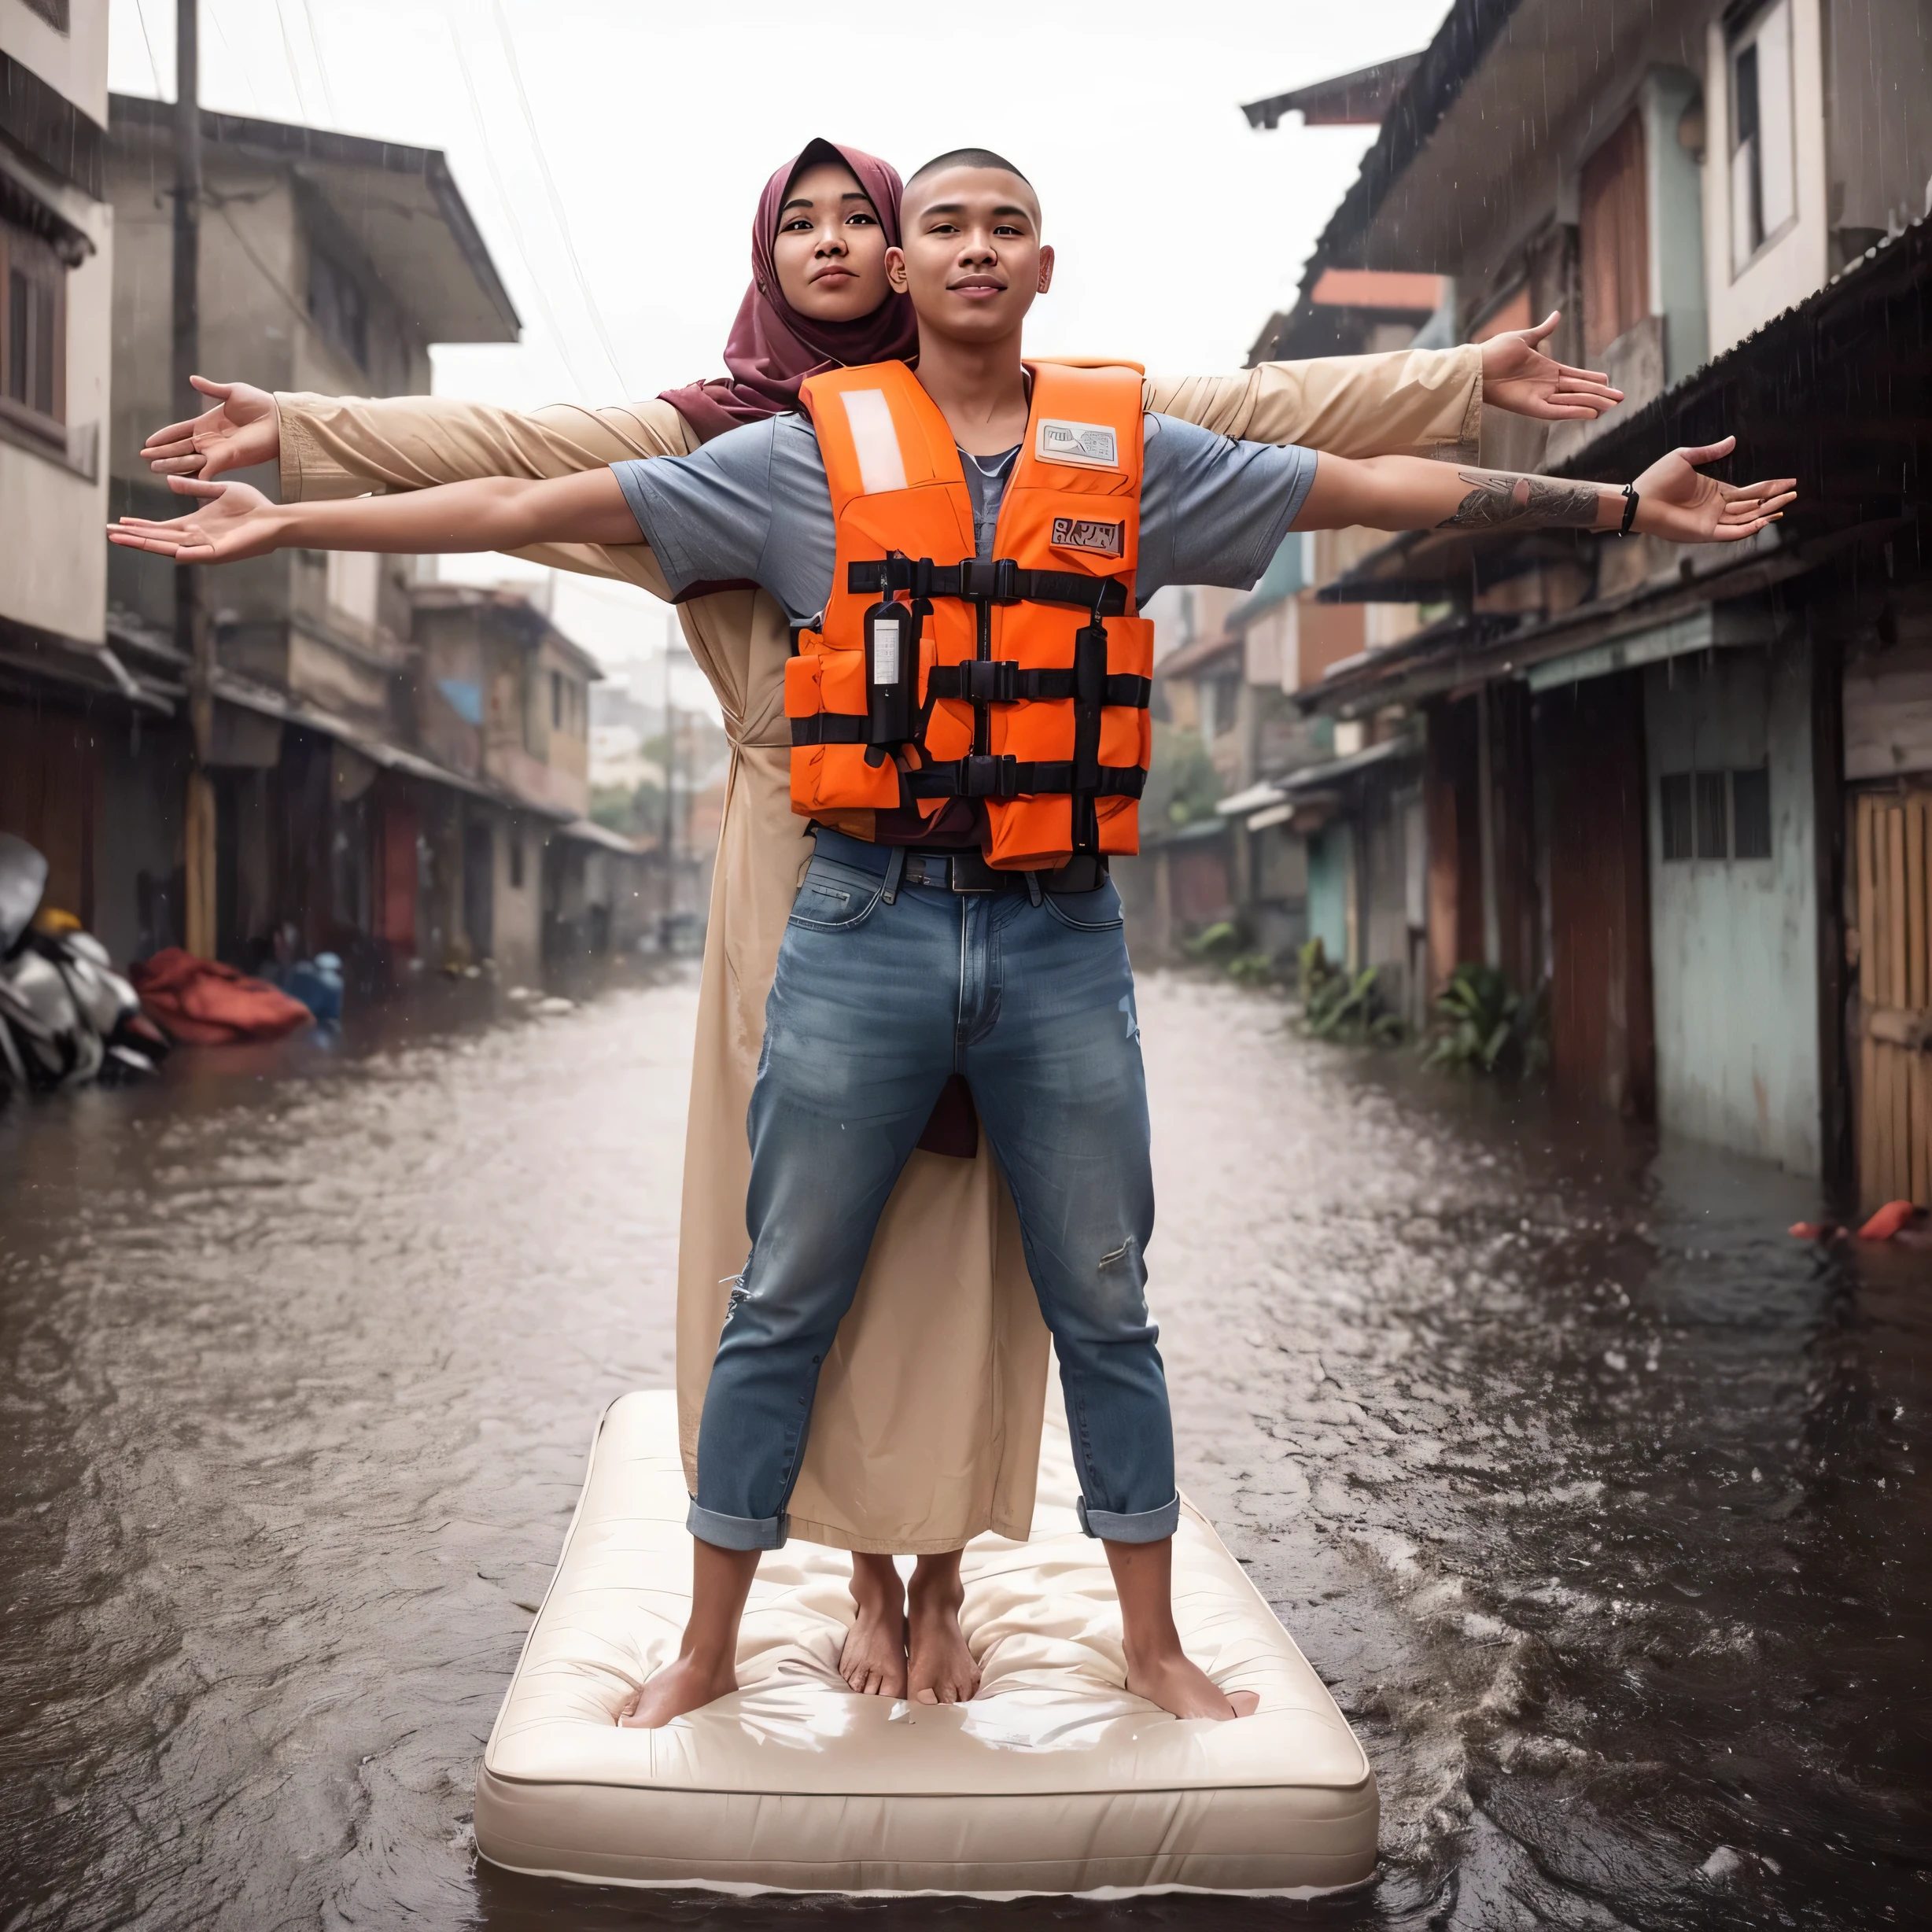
[2,976,1921,1930]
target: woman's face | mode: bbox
[771,161,893,321]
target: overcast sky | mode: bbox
[109,0,1447,696]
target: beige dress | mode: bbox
[275,346,1483,1552]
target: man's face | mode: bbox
[887,167,1054,345]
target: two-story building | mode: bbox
[99,98,548,986]
[0,2,179,956]
[1270,0,1932,1206]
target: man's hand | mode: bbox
[1632,437,1797,544]
[1480,312,1624,421]
[139,375,281,481]
[108,475,287,564]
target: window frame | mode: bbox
[0,214,68,448]
[1727,0,1799,278]
[1658,765,1774,865]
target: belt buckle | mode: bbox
[950,859,992,894]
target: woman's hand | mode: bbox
[1480,312,1624,421]
[108,475,289,564]
[140,375,281,480]
[1631,437,1797,543]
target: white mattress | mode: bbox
[474,1390,1378,1897]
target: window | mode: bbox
[308,246,368,369]
[551,669,563,731]
[1731,765,1772,858]
[1661,773,1694,861]
[1,219,65,428]
[1694,772,1729,858]
[509,826,525,890]
[1730,0,1796,273]
[326,549,381,628]
[1579,112,1649,359]
[1660,767,1772,862]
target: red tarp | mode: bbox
[128,949,315,1046]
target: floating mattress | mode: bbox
[474,1389,1378,1897]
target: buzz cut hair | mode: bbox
[906,147,1033,190]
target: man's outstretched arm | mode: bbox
[1294,436,1795,544]
[108,468,643,566]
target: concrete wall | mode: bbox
[0,0,110,647]
[0,0,108,124]
[490,809,542,986]
[1645,640,1820,1174]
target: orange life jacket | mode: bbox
[783,359,1154,872]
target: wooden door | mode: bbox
[1856,790,1932,1210]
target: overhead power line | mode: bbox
[487,0,632,398]
[444,16,602,403]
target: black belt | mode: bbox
[848,557,1127,614]
[900,848,1110,895]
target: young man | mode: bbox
[113,150,1794,1728]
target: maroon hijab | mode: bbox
[659,138,918,443]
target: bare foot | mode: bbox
[618,1653,738,1727]
[907,1556,979,1705]
[841,1552,908,1697]
[1126,1647,1259,1721]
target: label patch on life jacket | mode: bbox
[1036,418,1119,470]
[1050,515,1126,559]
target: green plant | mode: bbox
[1145,722,1223,829]
[1423,962,1545,1075]
[1296,937,1403,1044]
[1186,920,1242,960]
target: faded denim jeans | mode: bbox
[688,829,1178,1552]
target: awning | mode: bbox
[556,817,643,855]
[212,674,577,820]
[1215,781,1289,817]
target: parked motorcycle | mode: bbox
[0,833,169,1094]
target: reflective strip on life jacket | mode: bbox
[788,359,1152,870]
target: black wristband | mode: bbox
[1617,484,1640,536]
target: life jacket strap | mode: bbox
[848,557,1128,615]
[908,757,1149,802]
[925,663,1151,709]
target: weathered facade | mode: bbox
[1276,0,1932,1203]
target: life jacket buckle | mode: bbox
[962,754,1019,799]
[960,658,1019,705]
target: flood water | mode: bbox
[1,972,1925,1930]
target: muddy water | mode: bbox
[0,974,1925,1930]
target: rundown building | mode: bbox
[98,98,548,988]
[0,2,180,959]
[1129,267,1447,1023]
[1269,0,1932,1206]
[409,581,643,978]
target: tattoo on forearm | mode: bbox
[1439,470,1606,532]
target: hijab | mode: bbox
[658,137,919,443]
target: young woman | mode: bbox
[138,138,1623,1709]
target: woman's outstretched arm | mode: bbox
[1150,312,1622,459]
[108,469,642,566]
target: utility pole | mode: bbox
[175,0,216,957]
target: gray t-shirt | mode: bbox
[612,410,1318,618]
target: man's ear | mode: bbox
[885,245,909,294]
[1036,244,1055,295]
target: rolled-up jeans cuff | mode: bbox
[1077,1494,1180,1543]
[687,1500,788,1550]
